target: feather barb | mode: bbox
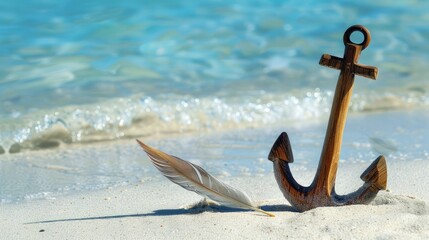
[137,139,274,217]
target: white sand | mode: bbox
[2,159,428,239]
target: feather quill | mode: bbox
[137,140,274,217]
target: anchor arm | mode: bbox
[332,155,387,205]
[268,132,313,208]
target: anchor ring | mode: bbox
[343,25,371,50]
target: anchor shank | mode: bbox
[315,44,362,194]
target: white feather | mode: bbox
[137,140,274,217]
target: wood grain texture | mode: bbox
[269,25,388,212]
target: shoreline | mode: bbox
[1,109,428,204]
[1,105,428,155]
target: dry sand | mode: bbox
[2,159,428,239]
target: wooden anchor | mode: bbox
[268,25,387,211]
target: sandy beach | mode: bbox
[2,160,428,239]
[2,110,428,239]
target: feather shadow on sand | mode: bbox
[136,140,274,217]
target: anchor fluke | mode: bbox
[360,155,387,190]
[268,132,293,163]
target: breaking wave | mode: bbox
[0,87,428,154]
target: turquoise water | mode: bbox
[0,0,428,153]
